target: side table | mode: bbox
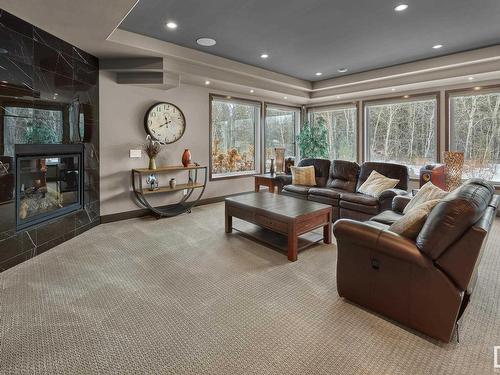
[254,173,284,194]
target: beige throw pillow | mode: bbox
[389,199,440,239]
[403,182,448,214]
[291,166,316,186]
[357,170,399,198]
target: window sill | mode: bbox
[210,171,258,181]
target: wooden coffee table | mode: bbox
[225,192,332,261]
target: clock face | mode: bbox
[145,102,186,144]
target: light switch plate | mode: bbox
[130,149,142,158]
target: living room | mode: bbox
[0,0,499,374]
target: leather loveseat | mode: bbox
[278,158,409,221]
[333,179,499,342]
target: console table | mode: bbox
[131,165,207,218]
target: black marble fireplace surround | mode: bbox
[0,9,99,271]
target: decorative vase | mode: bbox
[274,147,285,173]
[269,158,275,174]
[169,178,177,189]
[444,151,464,191]
[182,149,191,167]
[149,157,157,170]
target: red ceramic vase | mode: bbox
[182,149,192,167]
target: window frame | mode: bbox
[306,101,360,163]
[445,84,500,186]
[209,94,262,181]
[362,92,441,178]
[262,102,301,173]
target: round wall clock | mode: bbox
[144,102,186,144]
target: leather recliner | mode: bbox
[280,159,409,221]
[333,179,499,342]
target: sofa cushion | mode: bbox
[389,199,441,239]
[282,184,310,196]
[416,179,494,259]
[326,160,360,192]
[297,158,331,187]
[308,194,339,207]
[371,210,404,225]
[291,166,316,186]
[308,187,342,199]
[357,170,399,198]
[340,192,378,206]
[403,182,448,214]
[357,162,409,191]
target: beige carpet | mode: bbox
[1,202,499,374]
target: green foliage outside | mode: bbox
[22,121,60,144]
[297,118,329,159]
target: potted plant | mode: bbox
[296,118,329,159]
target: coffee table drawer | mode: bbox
[255,214,288,233]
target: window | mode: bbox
[365,96,437,177]
[309,105,357,161]
[3,107,63,157]
[264,105,299,172]
[210,96,260,178]
[449,89,500,183]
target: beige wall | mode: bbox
[99,71,256,216]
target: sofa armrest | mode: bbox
[377,188,408,210]
[274,174,292,186]
[333,219,430,268]
[392,195,412,214]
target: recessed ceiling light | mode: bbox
[196,38,216,47]
[204,80,210,85]
[1,80,8,84]
[403,95,410,98]
[315,72,323,76]
[250,89,254,93]
[432,44,443,49]
[468,76,474,81]
[391,88,396,91]
[260,53,269,59]
[336,95,341,99]
[226,96,232,99]
[166,21,178,30]
[283,96,288,99]
[337,68,348,73]
[394,4,408,11]
[474,86,481,91]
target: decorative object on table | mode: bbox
[169,178,177,189]
[182,149,192,167]
[419,164,446,190]
[274,147,285,173]
[285,157,295,174]
[144,102,186,144]
[444,151,464,191]
[296,119,329,159]
[269,158,275,174]
[143,135,162,170]
[131,165,208,219]
[146,173,159,191]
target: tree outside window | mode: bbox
[211,97,260,178]
[449,91,500,183]
[365,98,437,178]
[264,106,298,172]
[310,106,357,162]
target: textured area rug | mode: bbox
[1,203,499,374]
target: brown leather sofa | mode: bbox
[278,159,409,221]
[333,179,499,342]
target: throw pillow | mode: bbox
[357,170,399,198]
[291,166,316,186]
[403,181,448,214]
[389,199,441,239]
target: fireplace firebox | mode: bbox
[15,144,84,231]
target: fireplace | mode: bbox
[15,144,84,231]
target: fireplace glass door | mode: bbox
[16,153,82,230]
